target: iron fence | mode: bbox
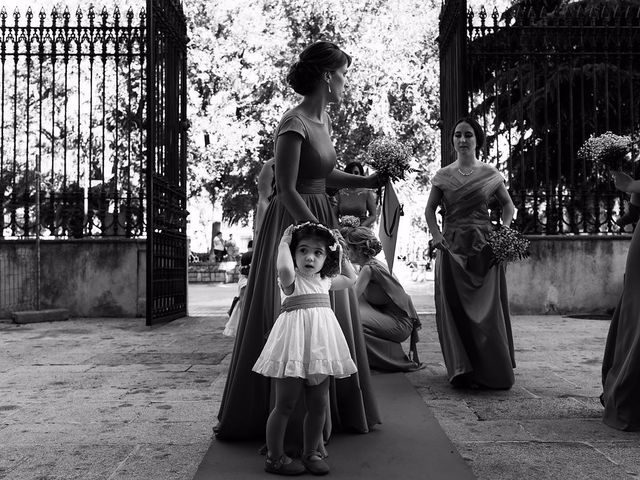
[440,0,640,234]
[0,5,147,239]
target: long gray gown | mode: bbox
[215,109,381,441]
[432,163,516,389]
[602,222,640,431]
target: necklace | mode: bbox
[457,167,474,176]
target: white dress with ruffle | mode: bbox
[252,270,357,383]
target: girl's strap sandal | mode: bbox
[264,454,305,476]
[302,451,330,476]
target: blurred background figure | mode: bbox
[335,162,378,228]
[212,231,225,262]
[224,240,254,337]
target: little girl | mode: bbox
[252,222,358,476]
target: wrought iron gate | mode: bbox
[145,0,188,325]
[438,0,468,167]
[438,0,640,235]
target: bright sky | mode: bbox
[0,0,142,11]
[0,0,509,13]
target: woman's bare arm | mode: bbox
[424,187,446,249]
[276,227,295,292]
[353,264,372,297]
[494,183,515,227]
[327,169,379,189]
[329,248,357,290]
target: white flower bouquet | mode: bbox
[339,215,360,228]
[366,137,413,182]
[577,131,633,169]
[487,225,530,266]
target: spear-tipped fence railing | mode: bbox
[0,5,147,240]
[440,0,640,234]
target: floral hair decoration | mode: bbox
[292,221,339,251]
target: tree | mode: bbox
[467,0,640,233]
[183,0,443,226]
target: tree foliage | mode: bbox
[470,0,640,186]
[184,0,442,225]
[467,0,640,233]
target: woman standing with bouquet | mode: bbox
[424,116,516,390]
[215,41,382,443]
[601,170,640,431]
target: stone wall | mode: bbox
[0,239,146,318]
[506,235,631,315]
[188,263,239,283]
[1,235,631,318]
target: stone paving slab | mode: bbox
[465,396,602,420]
[407,314,640,479]
[86,351,227,365]
[3,400,215,426]
[0,445,134,480]
[0,420,212,446]
[595,441,640,477]
[520,418,639,443]
[108,444,211,480]
[458,442,633,480]
[1,308,639,479]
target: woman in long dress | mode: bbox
[601,172,640,431]
[424,116,516,390]
[215,41,382,441]
[342,226,423,372]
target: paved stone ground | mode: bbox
[1,281,639,479]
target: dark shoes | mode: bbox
[616,203,640,227]
[264,455,305,476]
[302,451,330,476]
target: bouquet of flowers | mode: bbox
[487,225,530,265]
[366,137,413,182]
[577,132,633,169]
[339,215,360,228]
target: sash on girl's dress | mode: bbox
[280,293,331,313]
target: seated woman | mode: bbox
[341,226,423,372]
[336,162,378,227]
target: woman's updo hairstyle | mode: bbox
[286,41,352,96]
[340,226,383,260]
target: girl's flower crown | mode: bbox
[292,221,339,251]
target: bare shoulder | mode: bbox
[483,163,507,180]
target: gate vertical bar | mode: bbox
[438,0,469,167]
[145,0,188,325]
[145,0,155,325]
